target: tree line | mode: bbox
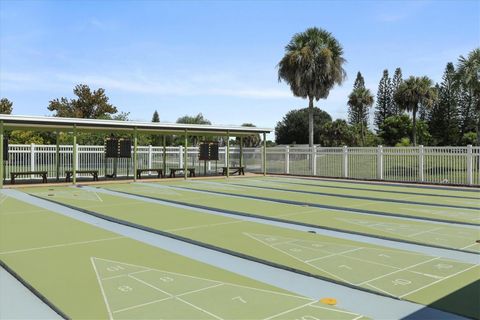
[0,85,262,147]
[276,27,479,147]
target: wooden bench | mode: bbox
[65,170,99,182]
[11,171,48,184]
[222,166,245,175]
[136,168,164,179]
[169,168,196,178]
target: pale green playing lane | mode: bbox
[0,194,367,320]
[161,179,480,225]
[25,186,480,319]
[101,182,480,253]
[224,177,480,208]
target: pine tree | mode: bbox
[374,69,392,132]
[348,87,374,146]
[458,85,477,142]
[428,64,461,145]
[391,68,403,115]
[151,110,160,122]
[0,98,13,114]
[150,110,161,145]
[353,71,365,90]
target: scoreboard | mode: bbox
[2,137,8,161]
[105,138,132,158]
[199,142,219,161]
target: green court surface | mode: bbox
[25,185,480,318]
[226,177,480,209]
[101,182,480,253]
[161,178,480,225]
[0,194,367,320]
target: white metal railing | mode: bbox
[3,144,242,181]
[260,145,480,186]
[2,144,479,186]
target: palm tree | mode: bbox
[347,87,374,146]
[456,48,480,146]
[278,27,346,147]
[394,76,437,146]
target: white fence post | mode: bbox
[343,146,348,178]
[285,146,290,174]
[419,145,424,182]
[75,143,79,171]
[377,145,383,180]
[148,145,153,175]
[30,143,35,179]
[312,146,317,176]
[30,143,35,172]
[466,145,473,185]
[224,146,228,167]
[179,146,183,168]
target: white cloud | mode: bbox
[1,70,291,99]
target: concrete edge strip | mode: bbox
[267,174,480,192]
[106,187,479,256]
[173,185,480,227]
[0,259,70,320]
[28,193,402,302]
[267,178,480,200]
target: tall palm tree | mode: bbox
[347,87,374,146]
[278,27,346,147]
[394,76,437,146]
[456,48,480,146]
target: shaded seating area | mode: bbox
[0,115,270,187]
[65,170,99,182]
[11,171,48,184]
[169,168,195,178]
[222,166,245,175]
[136,168,163,179]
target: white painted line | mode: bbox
[357,257,441,286]
[113,297,172,314]
[409,271,443,280]
[96,257,311,300]
[177,283,224,298]
[310,304,361,315]
[129,274,224,320]
[101,269,151,281]
[94,191,104,203]
[166,220,243,233]
[399,264,479,298]
[0,236,123,255]
[407,227,443,238]
[91,257,114,320]
[244,233,355,285]
[262,301,317,320]
[460,243,480,250]
[305,248,363,263]
[364,283,395,297]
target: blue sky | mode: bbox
[1,0,478,139]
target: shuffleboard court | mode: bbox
[24,186,480,318]
[265,176,480,197]
[161,179,480,225]
[99,182,480,253]
[225,177,480,208]
[0,194,366,320]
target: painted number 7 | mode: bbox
[232,296,247,304]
